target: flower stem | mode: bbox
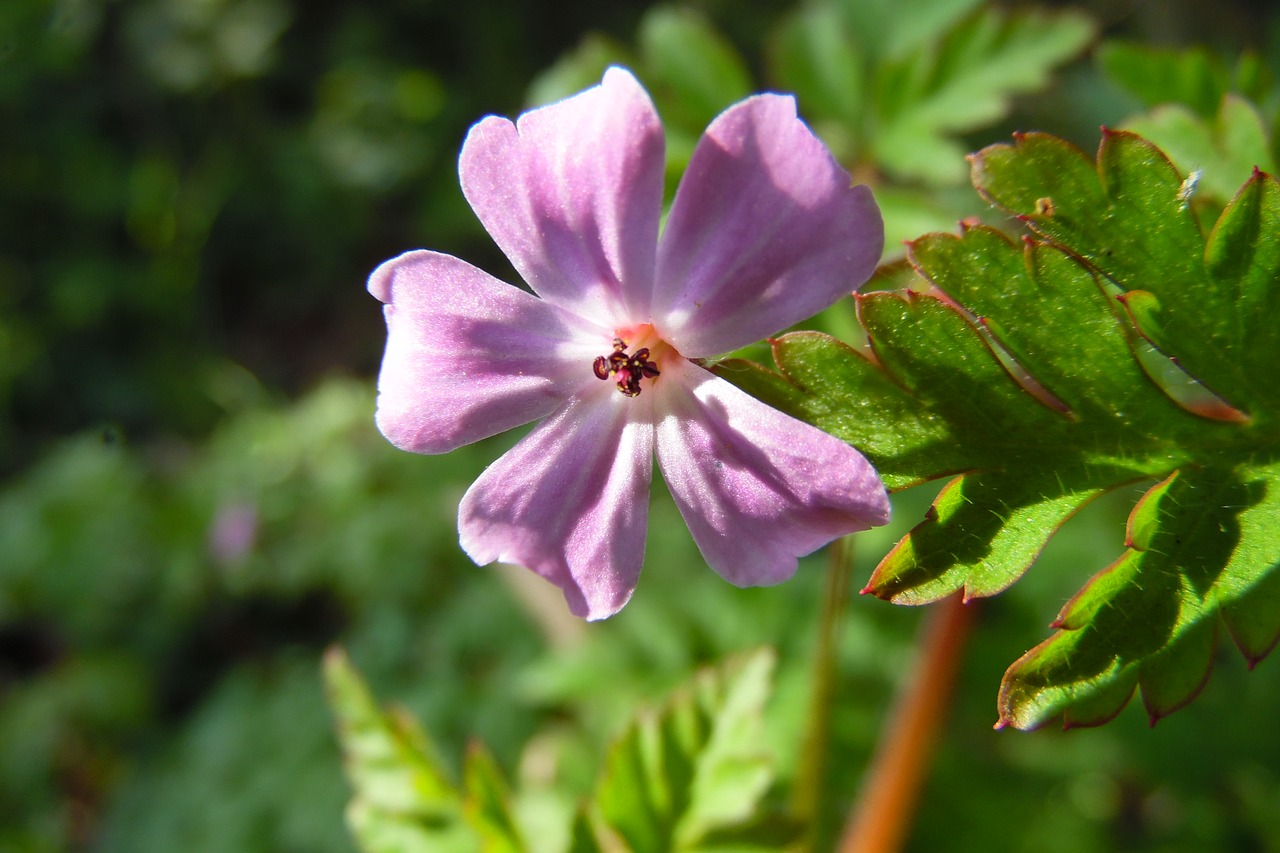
[793,537,854,848]
[837,594,974,853]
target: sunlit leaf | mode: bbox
[463,742,526,853]
[1120,94,1275,204]
[722,128,1280,728]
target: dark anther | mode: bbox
[593,338,661,397]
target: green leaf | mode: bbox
[584,649,777,852]
[638,6,753,134]
[1121,94,1276,203]
[1098,41,1274,117]
[870,7,1094,184]
[971,128,1280,417]
[463,742,527,853]
[963,132,1280,727]
[1000,463,1280,729]
[769,5,866,159]
[831,0,984,63]
[770,1,1092,184]
[324,647,477,852]
[722,129,1280,727]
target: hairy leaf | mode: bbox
[722,128,1280,728]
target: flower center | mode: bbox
[593,336,662,397]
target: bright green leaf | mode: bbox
[324,647,477,852]
[586,649,777,852]
[1121,94,1276,203]
[1000,463,1280,728]
[769,5,866,158]
[769,1,1091,184]
[463,742,526,853]
[972,128,1280,418]
[836,0,984,62]
[870,7,1094,184]
[723,128,1280,728]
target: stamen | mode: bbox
[592,337,662,397]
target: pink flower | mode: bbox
[370,68,889,619]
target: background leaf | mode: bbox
[1120,95,1276,204]
[1097,41,1274,118]
[869,7,1095,184]
[325,646,481,853]
[586,649,781,852]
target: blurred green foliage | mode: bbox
[5,0,1280,850]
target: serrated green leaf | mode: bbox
[1203,166,1280,393]
[716,327,969,492]
[769,2,1090,184]
[769,5,866,155]
[1000,463,1280,729]
[972,129,1280,417]
[724,127,1280,726]
[324,647,478,852]
[586,649,776,853]
[833,0,984,63]
[867,467,1112,605]
[729,263,1186,606]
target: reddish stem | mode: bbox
[837,594,975,853]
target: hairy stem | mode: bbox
[837,594,975,853]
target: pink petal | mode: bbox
[459,387,655,620]
[370,250,604,454]
[654,95,884,357]
[459,67,665,326]
[654,358,889,586]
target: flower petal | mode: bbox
[459,67,664,326]
[459,387,655,620]
[654,94,884,357]
[654,358,889,587]
[370,250,603,454]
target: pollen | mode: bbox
[593,337,661,397]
